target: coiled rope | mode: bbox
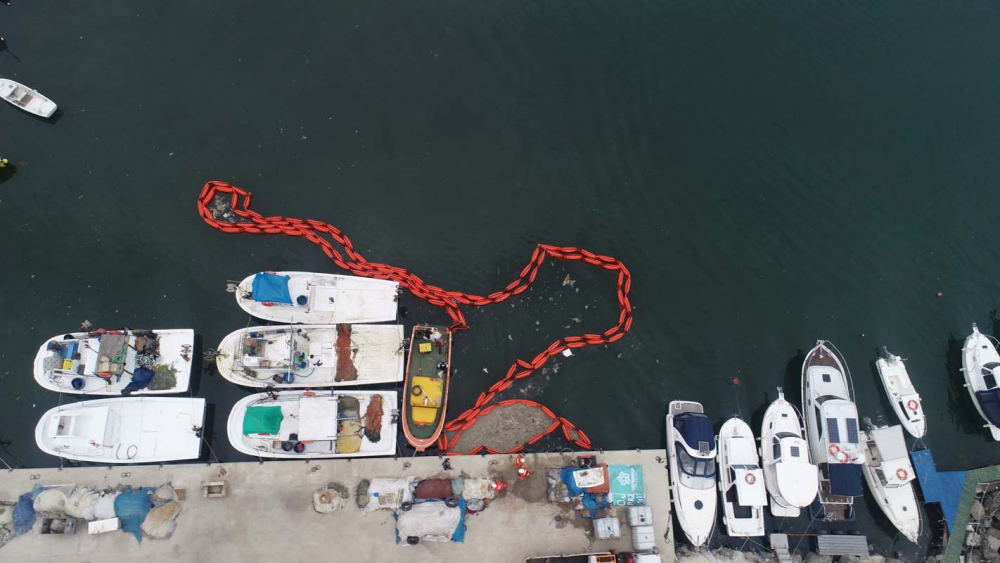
[196,181,633,454]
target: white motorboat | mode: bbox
[234,271,399,324]
[215,324,404,388]
[875,349,926,438]
[759,388,819,517]
[961,324,1000,440]
[0,78,57,118]
[666,400,717,547]
[228,389,397,459]
[35,397,205,464]
[33,329,194,396]
[802,340,866,522]
[717,417,766,537]
[860,425,921,543]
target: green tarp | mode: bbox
[243,406,284,435]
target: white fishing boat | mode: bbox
[717,417,766,537]
[802,340,866,522]
[33,329,194,396]
[666,400,717,547]
[0,78,57,118]
[860,425,920,543]
[962,324,1000,440]
[215,324,404,388]
[228,389,397,459]
[35,397,205,464]
[234,271,399,324]
[875,349,926,438]
[759,388,818,518]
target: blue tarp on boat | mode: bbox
[674,413,715,450]
[976,388,1000,427]
[828,463,863,497]
[251,272,293,305]
[122,367,155,393]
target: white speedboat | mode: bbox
[860,425,920,543]
[34,329,194,396]
[215,324,404,388]
[35,397,205,464]
[0,78,57,118]
[759,388,819,517]
[666,400,717,547]
[228,389,397,459]
[962,324,1000,440]
[234,271,399,324]
[717,417,766,537]
[875,349,926,438]
[802,340,866,522]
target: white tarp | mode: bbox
[396,501,461,543]
[298,397,338,441]
[362,478,415,513]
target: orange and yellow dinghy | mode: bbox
[401,325,452,451]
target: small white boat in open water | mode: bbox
[235,271,399,324]
[34,329,194,396]
[228,389,397,459]
[35,397,205,464]
[962,324,1000,440]
[215,324,404,388]
[876,348,926,438]
[0,78,57,118]
[759,389,818,517]
[860,425,921,543]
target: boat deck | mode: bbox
[405,327,450,441]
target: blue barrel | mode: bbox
[71,378,85,391]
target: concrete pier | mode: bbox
[0,450,674,563]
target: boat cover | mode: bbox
[870,425,908,461]
[828,464,863,497]
[674,413,715,451]
[251,272,293,304]
[122,367,155,393]
[243,405,284,434]
[976,388,1000,427]
[734,468,768,506]
[298,397,338,441]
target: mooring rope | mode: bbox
[196,181,633,453]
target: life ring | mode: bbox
[412,385,423,397]
[318,492,331,504]
[744,473,756,485]
[836,450,850,464]
[896,468,909,480]
[828,444,840,457]
[907,399,919,412]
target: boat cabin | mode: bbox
[976,362,1000,427]
[864,426,916,488]
[721,435,766,525]
[673,413,716,489]
[811,398,864,464]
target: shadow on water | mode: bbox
[782,349,806,405]
[0,161,16,185]
[944,332,984,436]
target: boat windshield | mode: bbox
[676,444,716,489]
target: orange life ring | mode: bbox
[907,399,919,412]
[828,444,840,456]
[896,468,908,480]
[745,473,756,485]
[836,450,850,464]
[262,301,274,307]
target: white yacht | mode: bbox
[666,400,717,547]
[228,390,398,459]
[34,329,194,395]
[962,324,1000,440]
[860,425,920,543]
[35,397,205,463]
[759,388,819,517]
[234,271,399,324]
[717,417,766,537]
[875,349,926,438]
[802,340,866,522]
[215,324,404,388]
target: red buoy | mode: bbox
[732,378,740,386]
[936,292,943,298]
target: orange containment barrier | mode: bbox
[195,181,633,453]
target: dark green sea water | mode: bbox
[3,0,1000,557]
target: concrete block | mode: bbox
[202,480,228,498]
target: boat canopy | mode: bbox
[976,388,1000,427]
[252,272,293,304]
[674,413,715,452]
[870,426,908,461]
[728,436,757,464]
[298,397,339,441]
[733,468,767,506]
[828,464,863,497]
